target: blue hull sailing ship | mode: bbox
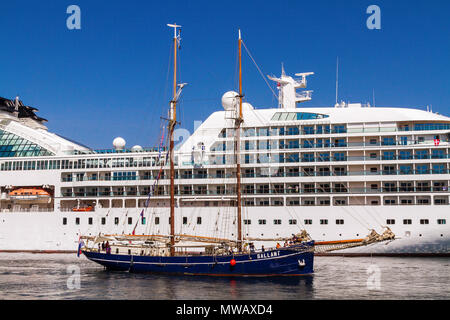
[80,24,315,276]
[82,242,314,276]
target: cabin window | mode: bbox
[403,219,412,225]
[384,199,396,205]
[101,217,106,225]
[437,219,446,225]
[183,217,187,225]
[400,199,413,205]
[320,219,328,225]
[420,219,429,225]
[304,219,312,225]
[386,219,395,225]
[273,219,281,225]
[333,125,346,133]
[289,219,297,225]
[336,219,344,225]
[114,217,119,225]
[128,217,132,225]
[155,217,160,225]
[244,219,251,225]
[415,149,428,159]
[63,217,67,225]
[88,217,93,225]
[75,217,80,225]
[258,219,266,225]
[197,217,202,225]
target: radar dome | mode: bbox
[113,137,126,150]
[131,145,143,152]
[221,91,239,111]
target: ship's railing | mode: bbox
[59,185,449,198]
[179,152,450,166]
[218,126,450,138]
[63,147,167,156]
[0,208,54,213]
[211,139,449,151]
[60,166,450,184]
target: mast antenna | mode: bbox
[372,88,375,107]
[335,56,339,106]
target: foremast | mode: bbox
[235,30,244,252]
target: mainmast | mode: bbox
[235,30,243,252]
[167,23,182,257]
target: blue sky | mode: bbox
[0,0,449,149]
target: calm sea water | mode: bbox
[0,253,448,300]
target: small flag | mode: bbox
[77,240,84,257]
[434,139,440,146]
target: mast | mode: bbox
[236,29,243,252]
[168,23,181,257]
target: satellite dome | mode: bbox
[131,145,143,152]
[221,91,239,111]
[113,137,126,150]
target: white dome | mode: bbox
[221,91,239,111]
[131,145,143,152]
[113,137,126,150]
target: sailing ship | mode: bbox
[80,24,315,276]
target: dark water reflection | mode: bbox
[0,253,448,300]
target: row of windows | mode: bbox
[57,164,449,183]
[270,112,330,122]
[63,216,147,226]
[211,153,450,165]
[220,123,450,139]
[62,217,446,226]
[215,139,448,151]
[0,157,165,171]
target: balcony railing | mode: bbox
[60,186,449,198]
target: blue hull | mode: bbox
[82,242,314,276]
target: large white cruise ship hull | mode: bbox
[0,206,448,256]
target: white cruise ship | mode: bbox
[0,68,449,256]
